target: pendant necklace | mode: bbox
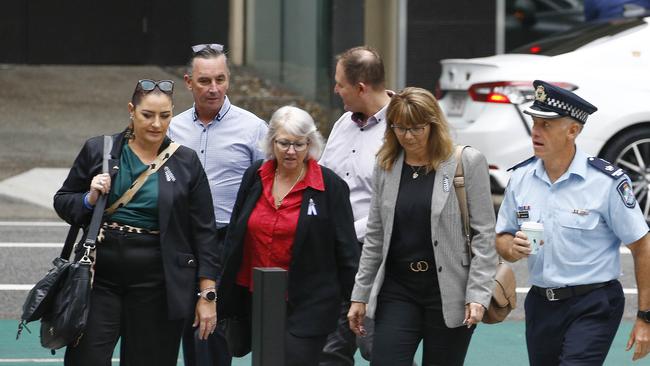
[410,164,423,179]
[273,164,305,208]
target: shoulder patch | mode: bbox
[507,156,536,172]
[587,157,626,179]
[616,180,636,208]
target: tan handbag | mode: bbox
[453,145,516,324]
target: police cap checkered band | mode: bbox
[523,80,597,124]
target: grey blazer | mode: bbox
[351,147,497,328]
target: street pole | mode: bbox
[252,267,287,366]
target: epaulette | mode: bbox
[587,157,626,179]
[507,156,536,172]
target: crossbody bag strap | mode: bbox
[453,145,471,256]
[105,142,180,215]
[62,135,113,262]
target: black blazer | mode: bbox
[218,160,360,337]
[54,131,220,319]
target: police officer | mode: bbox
[495,80,650,364]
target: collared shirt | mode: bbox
[496,149,649,288]
[319,104,388,242]
[168,96,268,227]
[235,159,324,290]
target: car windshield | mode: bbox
[510,17,647,55]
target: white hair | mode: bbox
[262,106,324,161]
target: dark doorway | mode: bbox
[0,0,228,65]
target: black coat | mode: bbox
[53,131,220,319]
[218,160,360,337]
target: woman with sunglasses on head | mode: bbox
[347,87,497,365]
[217,106,359,365]
[54,79,220,366]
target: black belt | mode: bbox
[531,280,615,301]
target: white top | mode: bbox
[319,105,388,242]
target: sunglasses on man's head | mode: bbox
[138,79,174,93]
[191,43,224,54]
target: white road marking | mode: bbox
[0,285,35,290]
[0,359,120,363]
[0,243,62,248]
[0,221,67,227]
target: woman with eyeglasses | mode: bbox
[217,106,359,365]
[54,79,220,365]
[347,87,497,365]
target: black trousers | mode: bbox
[319,300,368,365]
[182,226,232,366]
[371,272,474,366]
[64,228,184,366]
[525,280,625,366]
[320,241,373,366]
[287,332,329,366]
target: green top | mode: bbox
[108,144,159,230]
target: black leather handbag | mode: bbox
[39,256,93,350]
[17,228,77,331]
[17,136,112,352]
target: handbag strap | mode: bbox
[453,145,504,264]
[105,142,180,215]
[453,145,471,253]
[60,136,113,260]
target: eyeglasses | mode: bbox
[390,123,432,136]
[138,79,174,94]
[274,139,309,152]
[191,43,224,54]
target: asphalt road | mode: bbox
[0,220,641,321]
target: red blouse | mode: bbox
[235,159,324,290]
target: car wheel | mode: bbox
[601,127,650,222]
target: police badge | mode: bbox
[617,180,636,208]
[534,85,547,102]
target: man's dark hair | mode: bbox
[336,46,385,89]
[186,47,230,76]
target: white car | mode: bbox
[437,15,650,221]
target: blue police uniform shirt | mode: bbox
[495,148,649,288]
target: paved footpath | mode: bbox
[1,320,644,365]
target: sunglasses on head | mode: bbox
[191,43,224,54]
[138,79,174,94]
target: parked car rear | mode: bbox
[437,15,650,221]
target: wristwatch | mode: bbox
[198,288,217,302]
[637,310,650,323]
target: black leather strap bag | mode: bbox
[17,227,78,332]
[17,136,112,352]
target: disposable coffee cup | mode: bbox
[521,221,544,255]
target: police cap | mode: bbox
[523,80,597,124]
